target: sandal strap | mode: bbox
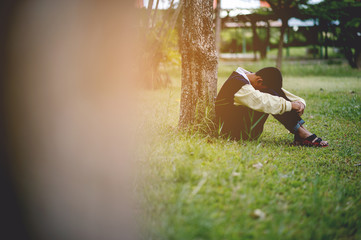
[305,134,317,142]
[294,133,328,147]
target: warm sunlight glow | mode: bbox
[4,1,139,239]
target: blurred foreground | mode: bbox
[1,1,138,240]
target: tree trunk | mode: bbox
[259,21,270,59]
[265,21,270,58]
[215,0,221,58]
[319,29,323,59]
[179,0,218,130]
[324,30,328,59]
[344,46,357,69]
[356,48,361,69]
[276,20,287,70]
[147,0,154,27]
[251,19,258,61]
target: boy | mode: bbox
[215,67,328,147]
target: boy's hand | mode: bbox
[291,101,305,116]
[296,101,305,116]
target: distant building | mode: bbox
[140,0,271,9]
[260,1,270,8]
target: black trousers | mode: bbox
[216,80,304,141]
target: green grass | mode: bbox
[266,46,343,59]
[136,60,361,240]
[218,59,361,80]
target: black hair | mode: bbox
[255,67,282,90]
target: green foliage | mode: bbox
[265,0,309,20]
[220,28,252,53]
[307,0,361,68]
[139,6,181,88]
[137,60,361,239]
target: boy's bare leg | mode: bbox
[297,125,328,146]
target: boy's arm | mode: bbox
[234,84,293,115]
[237,67,252,74]
[282,88,306,107]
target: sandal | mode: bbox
[293,134,329,147]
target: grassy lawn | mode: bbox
[136,60,361,240]
[265,46,343,59]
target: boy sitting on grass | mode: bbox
[215,66,328,147]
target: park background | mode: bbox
[137,0,361,239]
[0,1,360,240]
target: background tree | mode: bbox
[247,12,273,60]
[265,0,308,69]
[179,0,218,130]
[250,15,260,60]
[308,0,361,69]
[140,0,182,88]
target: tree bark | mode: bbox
[179,0,218,130]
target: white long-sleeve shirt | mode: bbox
[233,67,306,115]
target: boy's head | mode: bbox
[248,67,283,91]
[255,67,283,90]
